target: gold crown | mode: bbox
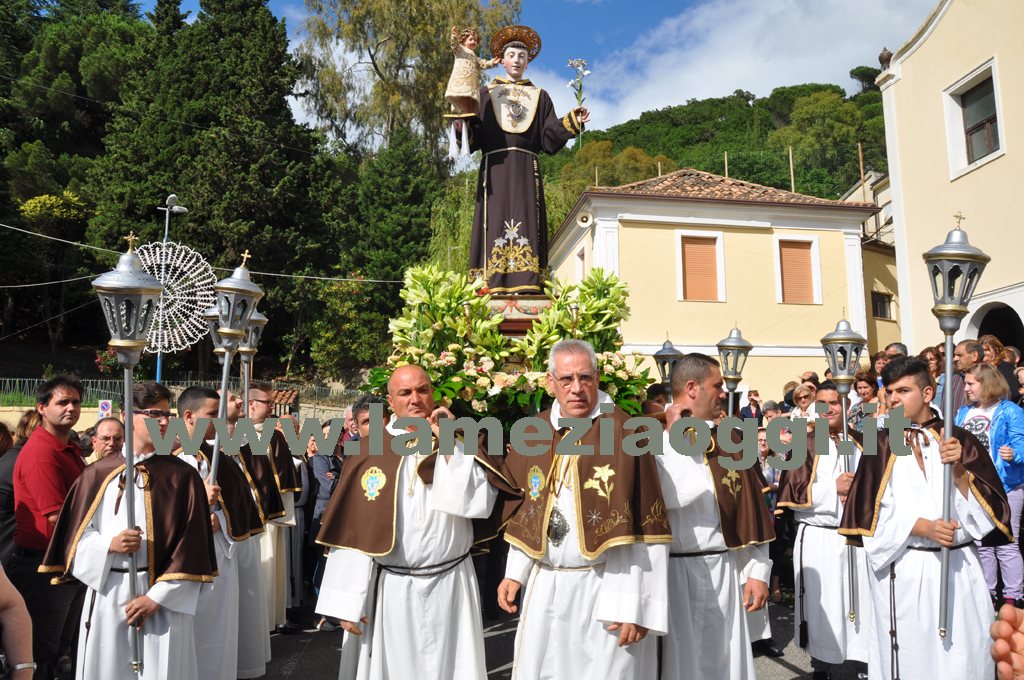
[490,25,541,62]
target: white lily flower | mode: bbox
[583,70,591,76]
[567,80,575,88]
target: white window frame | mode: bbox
[675,229,726,303]
[774,234,822,305]
[575,245,586,283]
[943,57,1005,180]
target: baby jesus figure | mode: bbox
[445,27,499,157]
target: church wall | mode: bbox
[862,244,902,354]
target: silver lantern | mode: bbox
[717,328,753,416]
[653,338,683,386]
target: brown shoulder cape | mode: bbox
[267,428,301,493]
[838,419,1012,547]
[185,443,265,541]
[40,453,218,587]
[503,407,674,561]
[703,426,778,548]
[316,430,523,556]
[239,442,285,522]
[776,429,864,513]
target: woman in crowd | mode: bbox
[981,334,1019,397]
[846,370,886,433]
[789,383,815,419]
[920,345,944,406]
[871,351,889,389]
[956,363,1024,609]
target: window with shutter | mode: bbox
[779,241,814,304]
[680,237,718,301]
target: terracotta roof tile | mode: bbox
[600,168,876,208]
[273,389,299,405]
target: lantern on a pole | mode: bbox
[922,218,989,639]
[653,338,683,386]
[821,318,867,624]
[91,232,163,674]
[205,251,264,484]
[238,309,268,417]
[717,327,753,417]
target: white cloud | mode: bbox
[526,0,936,130]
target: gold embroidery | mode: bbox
[594,501,632,538]
[642,497,670,531]
[583,465,615,506]
[487,219,540,275]
[361,467,387,501]
[721,469,742,499]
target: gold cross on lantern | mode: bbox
[241,249,252,268]
[953,212,966,229]
[123,231,139,253]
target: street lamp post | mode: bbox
[821,319,868,624]
[204,252,264,484]
[154,194,188,382]
[91,232,163,675]
[717,328,753,417]
[653,338,683,386]
[922,221,989,639]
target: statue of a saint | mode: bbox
[457,25,590,295]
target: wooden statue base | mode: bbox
[487,295,552,337]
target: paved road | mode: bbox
[264,586,867,679]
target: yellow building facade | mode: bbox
[879,0,1024,352]
[550,169,880,403]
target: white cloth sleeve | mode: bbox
[658,432,712,509]
[955,480,998,540]
[147,580,202,616]
[806,468,840,515]
[504,544,536,585]
[428,445,498,519]
[212,508,236,560]
[736,543,772,585]
[861,482,915,572]
[69,523,116,592]
[594,542,670,636]
[315,548,374,622]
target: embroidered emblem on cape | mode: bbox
[361,467,387,501]
[527,465,545,501]
[490,82,538,132]
[488,220,540,275]
[547,505,570,546]
[642,498,669,531]
[594,501,633,538]
[721,469,742,499]
[583,465,615,507]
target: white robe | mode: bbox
[72,451,202,680]
[792,436,872,665]
[179,453,239,680]
[504,395,669,680]
[233,455,271,679]
[316,418,497,680]
[657,427,770,680]
[860,425,997,680]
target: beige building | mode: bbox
[879,0,1024,352]
[550,168,880,401]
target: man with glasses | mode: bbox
[41,381,218,680]
[86,418,125,464]
[10,375,87,679]
[498,339,672,679]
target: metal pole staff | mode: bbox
[208,349,232,484]
[841,394,856,623]
[122,367,143,672]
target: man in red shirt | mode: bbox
[10,375,87,679]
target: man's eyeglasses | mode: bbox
[554,373,596,389]
[250,398,274,406]
[96,436,125,444]
[134,409,172,420]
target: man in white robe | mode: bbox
[840,356,1013,680]
[777,382,872,678]
[657,352,775,680]
[316,364,521,680]
[40,382,217,680]
[498,339,672,680]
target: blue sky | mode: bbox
[138,0,938,130]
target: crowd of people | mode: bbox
[0,332,1021,679]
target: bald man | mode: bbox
[314,365,521,680]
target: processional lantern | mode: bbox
[716,327,753,398]
[653,338,683,386]
[820,320,867,400]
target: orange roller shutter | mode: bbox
[779,241,814,304]
[680,237,718,301]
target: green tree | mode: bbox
[767,91,860,150]
[849,65,881,94]
[296,0,519,165]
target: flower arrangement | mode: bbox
[361,265,653,423]
[95,348,120,374]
